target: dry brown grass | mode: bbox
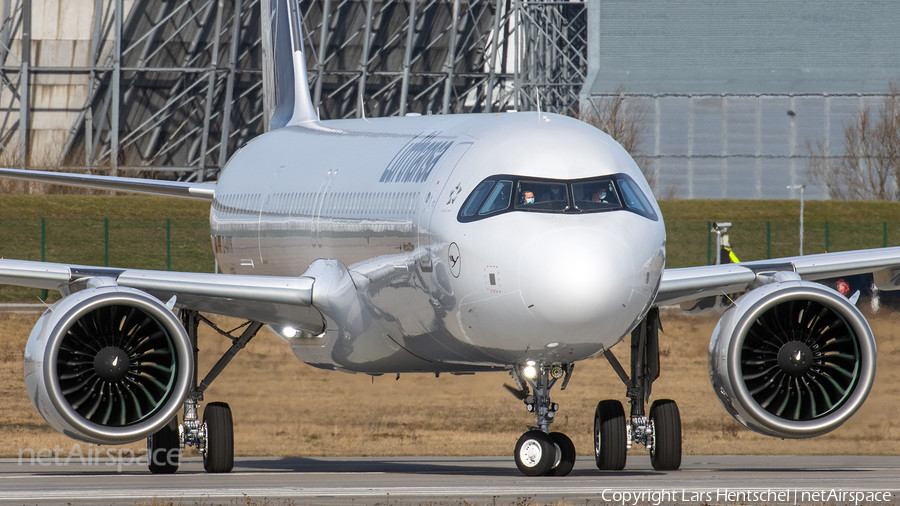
[3,309,900,459]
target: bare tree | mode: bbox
[807,82,900,201]
[578,88,655,189]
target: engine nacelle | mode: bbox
[24,285,193,445]
[709,279,876,438]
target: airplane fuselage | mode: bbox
[210,112,666,373]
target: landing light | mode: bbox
[282,327,298,338]
[523,365,537,379]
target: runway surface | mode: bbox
[1,455,899,505]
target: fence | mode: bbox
[0,218,213,302]
[2,217,899,301]
[666,221,900,269]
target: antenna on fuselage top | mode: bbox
[534,88,542,122]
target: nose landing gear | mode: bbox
[510,362,576,476]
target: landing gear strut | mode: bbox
[509,362,576,476]
[598,308,681,471]
[147,310,263,474]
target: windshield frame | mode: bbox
[456,173,658,223]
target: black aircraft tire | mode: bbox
[594,399,627,470]
[548,432,576,476]
[649,399,682,471]
[203,402,235,473]
[147,417,181,474]
[514,430,555,476]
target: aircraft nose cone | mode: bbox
[518,227,636,327]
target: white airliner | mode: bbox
[2,0,900,477]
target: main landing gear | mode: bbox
[147,310,263,474]
[508,362,576,476]
[598,308,682,471]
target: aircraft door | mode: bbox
[403,139,486,363]
[258,166,284,271]
[312,168,338,248]
[416,141,473,258]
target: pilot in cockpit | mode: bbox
[547,185,565,203]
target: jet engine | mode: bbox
[709,279,876,438]
[23,285,193,445]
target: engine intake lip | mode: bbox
[724,282,875,438]
[41,287,192,444]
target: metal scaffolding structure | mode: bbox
[0,0,587,181]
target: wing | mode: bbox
[656,246,900,306]
[0,259,325,333]
[0,168,215,200]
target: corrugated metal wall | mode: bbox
[583,0,900,199]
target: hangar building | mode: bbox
[1,0,897,199]
[582,0,900,199]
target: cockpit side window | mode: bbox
[460,180,495,217]
[479,180,513,215]
[616,176,658,220]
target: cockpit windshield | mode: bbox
[458,173,657,222]
[572,179,620,211]
[515,181,569,211]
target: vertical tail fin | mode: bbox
[261,0,318,130]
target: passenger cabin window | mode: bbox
[457,173,657,222]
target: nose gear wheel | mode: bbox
[514,430,554,476]
[509,363,576,477]
[548,432,576,476]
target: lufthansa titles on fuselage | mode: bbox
[379,131,453,184]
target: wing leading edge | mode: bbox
[656,246,900,306]
[0,259,323,333]
[0,168,215,200]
